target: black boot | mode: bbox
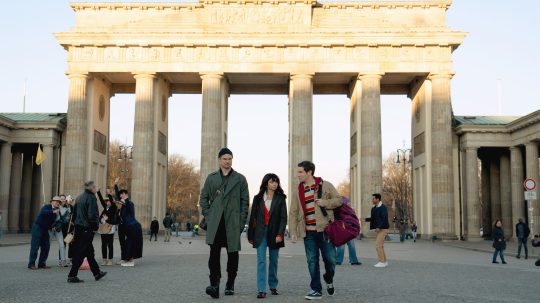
[225,273,236,296]
[206,275,220,299]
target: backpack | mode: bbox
[319,184,361,247]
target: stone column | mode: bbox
[132,73,157,230]
[465,147,481,240]
[429,73,455,239]
[510,146,525,235]
[0,142,12,232]
[480,158,491,236]
[20,152,34,232]
[490,159,501,224]
[42,145,54,201]
[359,74,383,229]
[63,73,88,196]
[499,153,512,237]
[8,152,22,232]
[31,158,43,221]
[525,142,540,235]
[288,74,313,206]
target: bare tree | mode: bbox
[382,152,413,222]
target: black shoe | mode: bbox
[326,283,335,296]
[206,275,220,299]
[94,271,107,281]
[225,274,235,296]
[270,288,279,295]
[516,255,520,259]
[351,262,362,266]
[257,292,267,299]
[67,277,84,283]
[502,261,507,264]
[525,256,528,260]
[492,261,499,264]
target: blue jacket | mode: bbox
[370,203,390,230]
[34,204,56,230]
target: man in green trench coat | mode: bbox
[200,148,249,298]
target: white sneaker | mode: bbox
[384,262,389,267]
[121,261,135,267]
[116,260,126,265]
[374,262,387,268]
[101,260,108,266]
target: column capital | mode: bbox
[132,72,157,80]
[290,73,314,80]
[509,146,521,151]
[525,141,538,148]
[66,72,88,80]
[357,73,383,80]
[428,72,454,80]
[199,73,224,80]
[464,146,478,152]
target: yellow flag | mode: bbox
[36,146,47,166]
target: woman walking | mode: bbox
[492,219,507,264]
[97,189,117,266]
[248,173,287,299]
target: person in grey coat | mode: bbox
[200,148,249,298]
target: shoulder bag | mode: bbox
[64,213,75,244]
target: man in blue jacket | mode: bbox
[370,193,389,268]
[28,196,61,269]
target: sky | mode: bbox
[1,0,539,197]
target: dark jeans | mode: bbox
[118,224,126,260]
[68,227,101,278]
[208,244,239,279]
[28,224,50,268]
[101,234,114,259]
[304,232,336,293]
[150,232,158,241]
[493,249,506,262]
[517,237,528,257]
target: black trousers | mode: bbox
[101,234,114,259]
[118,224,126,260]
[208,244,239,279]
[150,232,158,241]
[68,227,101,278]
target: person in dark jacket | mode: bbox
[163,213,173,242]
[248,173,287,298]
[412,221,418,242]
[28,197,61,270]
[97,190,117,266]
[150,217,159,241]
[67,181,107,283]
[370,193,389,268]
[492,219,507,264]
[115,184,143,267]
[515,218,530,259]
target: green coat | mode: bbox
[200,169,249,252]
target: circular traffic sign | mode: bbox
[524,178,536,191]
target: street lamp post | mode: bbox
[117,145,133,190]
[396,148,412,223]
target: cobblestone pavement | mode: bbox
[0,234,538,303]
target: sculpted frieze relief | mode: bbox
[209,7,307,25]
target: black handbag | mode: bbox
[200,175,230,231]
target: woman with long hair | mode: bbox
[492,219,507,264]
[248,173,287,299]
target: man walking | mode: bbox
[289,161,342,300]
[150,217,159,241]
[163,213,173,242]
[28,196,61,269]
[67,181,107,283]
[370,193,389,268]
[200,148,249,298]
[516,218,530,259]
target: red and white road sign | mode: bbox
[524,178,536,191]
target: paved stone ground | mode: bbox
[0,234,538,303]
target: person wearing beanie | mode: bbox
[200,147,249,298]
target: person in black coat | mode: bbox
[150,217,159,241]
[97,189,118,266]
[247,173,287,299]
[515,218,530,259]
[492,219,507,264]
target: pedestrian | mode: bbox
[113,179,127,264]
[67,181,107,283]
[492,219,507,264]
[97,189,117,266]
[200,148,249,298]
[335,197,361,266]
[370,193,390,268]
[49,201,67,267]
[58,194,72,266]
[64,195,75,265]
[412,221,418,242]
[150,217,159,241]
[247,173,287,299]
[399,219,406,242]
[289,161,342,300]
[515,218,530,259]
[163,213,173,242]
[115,185,143,267]
[28,196,61,270]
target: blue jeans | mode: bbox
[336,239,359,264]
[257,227,280,292]
[304,232,336,293]
[493,249,505,262]
[28,224,50,268]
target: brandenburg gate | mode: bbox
[55,0,466,236]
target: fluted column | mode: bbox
[64,73,88,196]
[42,145,54,201]
[31,157,43,221]
[525,142,539,235]
[0,142,12,232]
[20,152,34,232]
[481,158,492,236]
[359,74,383,229]
[499,153,512,237]
[510,146,525,236]
[490,159,501,224]
[8,152,22,232]
[132,73,157,230]
[429,73,455,239]
[465,147,481,240]
[288,74,313,205]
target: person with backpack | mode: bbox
[370,193,390,268]
[289,161,342,300]
[247,173,288,299]
[163,213,173,242]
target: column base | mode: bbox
[464,235,484,242]
[432,233,459,241]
